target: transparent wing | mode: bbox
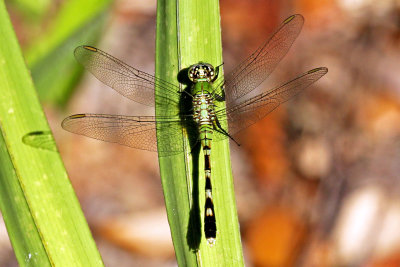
[62,114,186,155]
[74,46,181,109]
[217,14,304,103]
[215,67,328,137]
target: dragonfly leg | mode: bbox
[214,118,240,146]
[212,62,224,82]
[211,63,225,100]
[214,85,225,101]
[212,77,225,101]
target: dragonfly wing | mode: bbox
[217,14,304,103]
[214,100,280,141]
[216,67,328,137]
[74,46,181,109]
[62,114,185,155]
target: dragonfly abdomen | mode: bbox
[203,142,216,245]
[200,126,216,245]
[193,90,217,245]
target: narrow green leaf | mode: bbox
[25,0,111,106]
[8,0,51,20]
[0,1,103,266]
[156,0,244,265]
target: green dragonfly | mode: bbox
[62,14,327,246]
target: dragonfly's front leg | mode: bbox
[211,63,226,101]
[212,62,224,82]
[214,118,240,146]
[214,83,225,101]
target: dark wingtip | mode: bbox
[82,45,98,52]
[283,14,304,24]
[74,45,97,58]
[308,67,328,75]
[61,114,86,130]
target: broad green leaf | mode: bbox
[0,1,103,266]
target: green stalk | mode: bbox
[156,0,244,265]
[0,1,103,266]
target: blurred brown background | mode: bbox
[2,0,400,266]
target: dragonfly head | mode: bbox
[188,63,215,83]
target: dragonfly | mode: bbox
[62,14,328,246]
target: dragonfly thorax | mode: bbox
[188,63,215,82]
[193,93,216,125]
